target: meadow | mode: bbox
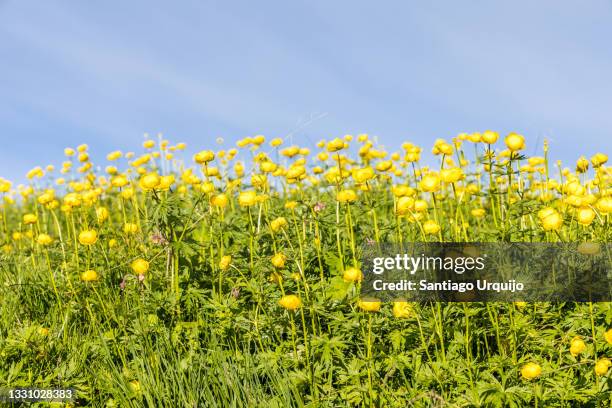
[0,132,610,407]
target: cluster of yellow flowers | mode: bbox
[0,131,610,404]
[0,132,609,278]
[519,330,612,380]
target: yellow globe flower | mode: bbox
[352,167,375,184]
[392,185,415,197]
[569,336,586,357]
[78,152,89,163]
[423,220,441,235]
[538,208,562,231]
[260,161,278,173]
[123,223,139,234]
[575,207,596,225]
[107,150,122,161]
[36,233,53,246]
[111,175,129,188]
[194,150,215,164]
[440,167,464,183]
[336,189,358,203]
[78,230,98,245]
[200,181,215,194]
[281,146,300,158]
[81,269,99,282]
[139,173,161,191]
[481,130,499,144]
[505,133,525,151]
[270,217,288,232]
[158,175,175,190]
[0,179,12,193]
[604,328,612,344]
[279,294,302,310]
[343,267,363,283]
[211,194,229,208]
[131,258,149,274]
[392,301,413,318]
[271,253,286,269]
[595,358,611,376]
[432,140,453,155]
[327,138,345,152]
[238,191,258,207]
[37,192,54,205]
[252,173,268,186]
[596,197,612,214]
[285,166,305,182]
[520,362,542,380]
[219,255,231,271]
[576,156,589,173]
[414,199,428,212]
[396,196,415,216]
[23,213,38,225]
[358,299,381,312]
[96,207,110,223]
[419,174,440,193]
[375,160,393,172]
[471,208,486,218]
[591,152,608,168]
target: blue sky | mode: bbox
[1,0,611,183]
